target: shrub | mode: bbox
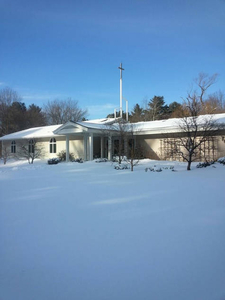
[95,158,108,163]
[196,161,215,168]
[112,156,127,163]
[114,162,130,170]
[48,158,60,165]
[218,157,225,165]
[74,158,83,163]
[145,165,174,172]
[57,150,75,162]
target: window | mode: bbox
[50,138,56,153]
[29,139,34,153]
[11,141,16,153]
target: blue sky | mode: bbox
[0,0,225,119]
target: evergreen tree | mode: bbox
[26,104,47,128]
[0,87,48,137]
[106,111,128,120]
[8,101,27,133]
[168,101,182,118]
[130,103,144,122]
[0,87,21,136]
[147,96,166,121]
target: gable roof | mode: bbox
[53,118,121,135]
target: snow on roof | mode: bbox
[83,118,116,124]
[131,113,225,133]
[0,124,62,141]
[79,117,120,128]
[76,121,117,130]
[1,114,225,141]
[75,113,225,133]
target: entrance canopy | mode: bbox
[53,119,119,162]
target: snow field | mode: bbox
[0,159,225,300]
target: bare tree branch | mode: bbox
[195,73,218,105]
[43,98,88,125]
[17,139,45,164]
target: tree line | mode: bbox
[126,73,225,123]
[0,87,88,137]
[1,73,224,138]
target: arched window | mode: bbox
[50,138,56,153]
[11,141,16,153]
[29,139,34,153]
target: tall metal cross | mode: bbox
[118,63,124,118]
[118,63,124,79]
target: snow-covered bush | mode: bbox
[112,156,127,163]
[145,165,174,172]
[95,158,107,163]
[196,161,215,168]
[145,166,162,172]
[48,158,60,165]
[74,158,83,163]
[217,157,225,165]
[114,162,130,170]
[162,166,175,170]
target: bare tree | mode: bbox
[126,124,143,171]
[43,98,88,125]
[165,112,222,170]
[1,143,11,165]
[164,76,224,170]
[204,90,225,114]
[195,72,218,105]
[18,139,45,164]
[0,87,21,105]
[113,119,128,164]
[0,87,22,136]
[110,119,143,171]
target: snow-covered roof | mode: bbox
[0,124,62,141]
[1,114,225,141]
[131,113,225,134]
[83,118,117,124]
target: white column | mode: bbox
[89,133,93,161]
[83,135,87,161]
[101,136,104,158]
[108,135,112,161]
[66,135,70,162]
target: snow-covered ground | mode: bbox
[0,159,225,300]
